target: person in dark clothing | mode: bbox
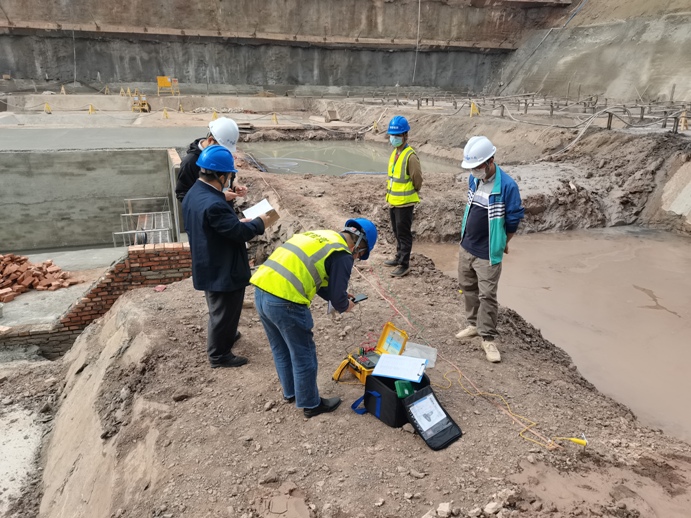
[250,218,378,418]
[175,117,248,203]
[182,145,270,368]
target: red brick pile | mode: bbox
[0,254,79,303]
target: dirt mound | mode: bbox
[16,258,690,518]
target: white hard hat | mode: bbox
[461,136,496,169]
[208,117,239,152]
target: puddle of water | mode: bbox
[243,141,460,176]
[420,228,691,442]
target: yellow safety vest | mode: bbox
[250,230,350,305]
[386,145,420,205]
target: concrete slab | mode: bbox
[0,248,125,327]
[0,282,93,327]
[0,117,361,151]
[0,127,205,151]
[26,247,126,271]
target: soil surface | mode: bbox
[2,105,691,518]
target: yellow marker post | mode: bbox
[59,85,66,95]
[120,87,126,96]
[44,103,51,114]
[552,434,587,449]
[212,110,218,120]
[126,87,132,97]
[272,112,278,125]
[681,110,688,131]
[470,102,480,118]
[104,85,110,95]
[163,107,169,119]
[178,102,184,113]
[88,104,95,115]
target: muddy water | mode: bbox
[421,228,691,442]
[244,141,460,176]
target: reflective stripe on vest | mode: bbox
[250,230,350,305]
[386,145,420,205]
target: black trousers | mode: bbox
[389,205,415,267]
[204,288,245,363]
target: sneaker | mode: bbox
[383,259,400,267]
[390,265,410,277]
[455,325,479,340]
[210,355,248,368]
[303,397,342,418]
[481,340,501,363]
[283,395,296,404]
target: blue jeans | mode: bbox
[254,288,321,409]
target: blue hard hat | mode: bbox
[344,218,378,261]
[196,145,237,173]
[387,115,410,135]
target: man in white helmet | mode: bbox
[175,117,248,203]
[455,136,524,363]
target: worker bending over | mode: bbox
[251,218,378,418]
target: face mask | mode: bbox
[390,136,403,148]
[473,166,488,181]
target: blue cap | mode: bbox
[387,116,410,135]
[196,145,237,173]
[344,218,378,261]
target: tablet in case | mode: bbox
[403,385,462,450]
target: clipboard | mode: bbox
[371,354,427,383]
[242,198,279,227]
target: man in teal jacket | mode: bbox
[455,136,524,363]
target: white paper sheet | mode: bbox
[371,354,427,382]
[242,198,274,220]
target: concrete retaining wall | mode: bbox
[0,33,507,89]
[0,0,552,48]
[0,149,171,251]
[5,94,310,112]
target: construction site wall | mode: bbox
[499,7,691,101]
[1,0,689,99]
[0,0,545,48]
[0,244,192,359]
[0,33,506,90]
[0,149,171,251]
[0,0,575,89]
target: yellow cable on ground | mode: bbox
[351,262,563,451]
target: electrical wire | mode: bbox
[348,262,563,450]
